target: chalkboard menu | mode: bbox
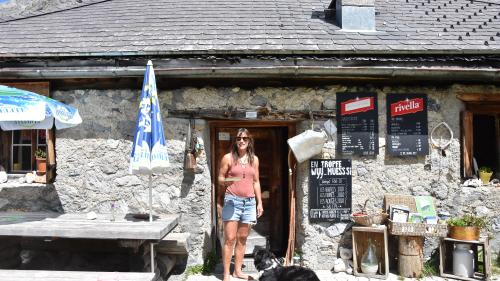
[336,92,378,156]
[387,94,429,156]
[309,159,352,223]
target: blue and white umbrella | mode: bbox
[0,85,82,130]
[129,60,169,223]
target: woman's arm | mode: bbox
[253,156,264,218]
[217,153,231,207]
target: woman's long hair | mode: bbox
[231,128,255,166]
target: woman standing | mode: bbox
[218,128,263,281]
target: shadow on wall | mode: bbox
[0,184,63,213]
[181,169,195,198]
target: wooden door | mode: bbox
[211,122,293,255]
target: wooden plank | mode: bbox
[0,270,155,281]
[2,82,50,96]
[46,128,56,183]
[168,108,335,121]
[0,212,178,240]
[457,93,500,103]
[462,111,473,178]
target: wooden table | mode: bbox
[0,212,179,273]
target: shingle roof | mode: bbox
[0,0,499,57]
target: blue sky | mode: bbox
[0,0,10,3]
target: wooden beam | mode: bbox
[465,103,500,113]
[462,111,473,178]
[456,93,500,103]
[167,108,335,120]
[2,82,50,96]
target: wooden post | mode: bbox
[398,236,424,278]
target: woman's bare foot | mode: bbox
[222,274,232,281]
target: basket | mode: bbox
[384,194,448,237]
[351,213,388,226]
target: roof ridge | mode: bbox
[0,0,112,23]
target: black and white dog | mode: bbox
[253,249,320,281]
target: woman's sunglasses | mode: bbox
[236,137,250,142]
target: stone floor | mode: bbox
[184,271,452,281]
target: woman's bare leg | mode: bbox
[223,221,238,281]
[232,222,251,279]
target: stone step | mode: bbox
[218,228,268,256]
[245,229,268,255]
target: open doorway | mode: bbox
[210,121,295,257]
[473,114,500,177]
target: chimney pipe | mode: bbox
[335,0,376,31]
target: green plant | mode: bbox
[202,250,218,274]
[183,250,218,280]
[421,249,439,277]
[478,166,492,173]
[185,264,204,277]
[447,214,489,229]
[35,149,47,159]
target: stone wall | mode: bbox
[41,84,500,269]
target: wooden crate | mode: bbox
[352,226,389,279]
[439,237,491,281]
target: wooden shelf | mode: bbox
[352,225,389,280]
[439,237,491,281]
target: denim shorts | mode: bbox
[222,194,257,224]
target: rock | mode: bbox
[333,258,347,272]
[0,171,7,183]
[339,247,353,260]
[326,223,347,238]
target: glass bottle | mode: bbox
[361,238,379,274]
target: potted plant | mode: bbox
[478,166,493,185]
[448,214,489,241]
[35,148,47,174]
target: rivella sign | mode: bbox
[387,94,429,156]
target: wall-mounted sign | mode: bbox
[218,132,230,141]
[336,92,378,156]
[309,159,352,223]
[245,111,257,119]
[386,94,429,156]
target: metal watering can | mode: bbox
[287,130,328,163]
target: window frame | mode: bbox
[458,93,500,178]
[0,82,56,183]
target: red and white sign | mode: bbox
[390,98,424,117]
[340,97,374,115]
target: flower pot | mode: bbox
[479,171,493,185]
[448,226,480,241]
[36,157,46,174]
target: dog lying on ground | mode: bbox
[253,249,320,281]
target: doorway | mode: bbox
[210,121,295,257]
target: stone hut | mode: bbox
[0,0,499,275]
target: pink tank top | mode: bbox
[225,158,256,198]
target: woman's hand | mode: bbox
[257,203,264,218]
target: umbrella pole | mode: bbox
[148,174,155,273]
[149,174,153,222]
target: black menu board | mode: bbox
[336,92,378,156]
[309,159,352,223]
[386,94,429,156]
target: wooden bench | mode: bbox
[157,232,190,255]
[0,212,180,274]
[0,270,156,281]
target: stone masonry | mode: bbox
[1,84,498,271]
